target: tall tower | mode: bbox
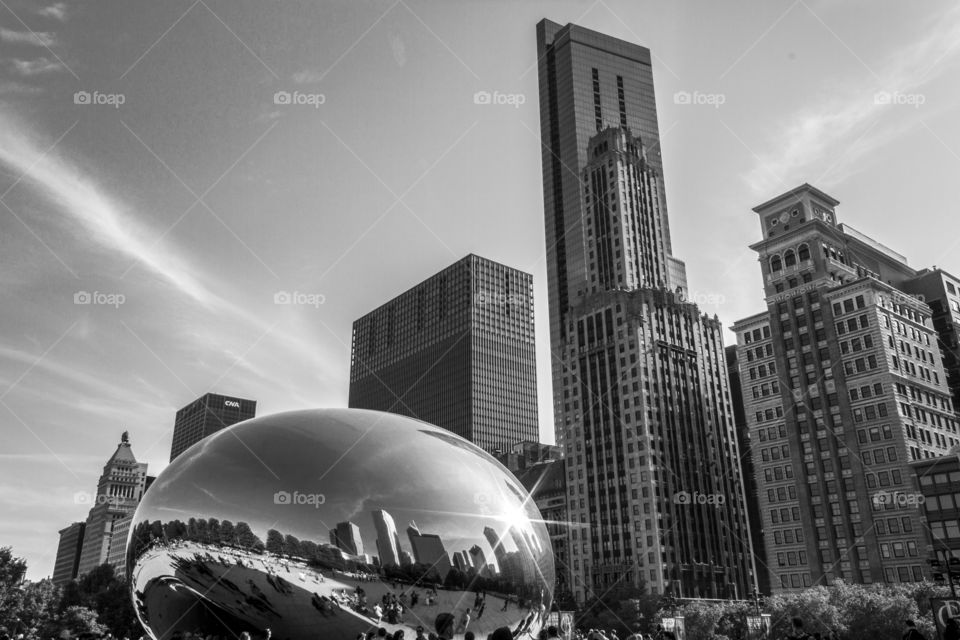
[349,254,539,453]
[170,393,256,461]
[537,19,688,444]
[372,509,402,568]
[537,21,754,603]
[76,432,148,577]
[732,183,960,591]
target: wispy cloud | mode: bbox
[0,111,216,304]
[37,2,67,22]
[0,26,55,47]
[745,5,960,194]
[11,56,64,76]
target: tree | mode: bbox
[265,529,285,555]
[0,546,30,632]
[284,534,302,558]
[219,520,236,545]
[58,606,108,639]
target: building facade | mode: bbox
[726,344,772,596]
[732,183,960,592]
[348,254,539,453]
[537,24,755,604]
[913,453,960,584]
[902,269,960,412]
[52,522,85,586]
[537,19,688,446]
[518,459,569,599]
[330,521,364,557]
[76,432,148,577]
[169,393,257,461]
[372,509,402,568]
[106,514,133,576]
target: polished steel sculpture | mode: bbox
[128,408,554,640]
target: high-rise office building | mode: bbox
[726,345,772,596]
[76,432,148,577]
[330,521,363,557]
[518,459,569,599]
[372,509,402,568]
[406,521,453,579]
[912,452,960,579]
[169,393,256,462]
[106,514,133,576]
[348,254,539,453]
[732,183,960,591]
[52,522,85,586]
[537,21,754,603]
[537,19,688,443]
[902,268,960,411]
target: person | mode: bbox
[464,633,475,640]
[903,620,926,640]
[490,628,513,640]
[788,617,811,640]
[414,627,426,640]
[945,618,960,640]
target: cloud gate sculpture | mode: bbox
[127,408,555,640]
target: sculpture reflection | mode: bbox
[128,408,554,640]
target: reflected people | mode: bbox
[128,408,554,640]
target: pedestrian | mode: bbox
[903,620,926,640]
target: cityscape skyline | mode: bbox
[4,0,960,583]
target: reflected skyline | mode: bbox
[128,408,554,640]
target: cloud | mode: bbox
[0,27,56,47]
[291,69,324,84]
[0,112,219,305]
[744,6,960,194]
[11,57,64,76]
[38,2,67,21]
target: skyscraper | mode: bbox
[725,345,772,597]
[537,19,688,442]
[406,520,453,580]
[537,21,754,603]
[330,521,364,557]
[348,254,539,453]
[169,393,256,461]
[372,509,402,567]
[76,432,148,577]
[732,183,960,591]
[52,522,85,586]
[901,268,960,411]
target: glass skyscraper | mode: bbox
[169,392,257,462]
[348,254,539,454]
[537,19,754,603]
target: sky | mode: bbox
[2,0,960,580]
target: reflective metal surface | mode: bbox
[128,408,554,640]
